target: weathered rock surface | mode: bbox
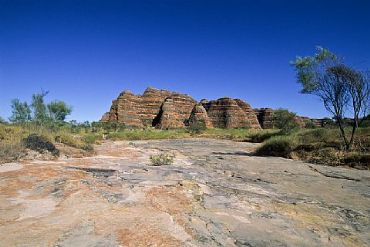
[155,98,185,129]
[202,98,261,129]
[1,139,369,246]
[102,87,196,128]
[254,108,275,129]
[102,88,262,129]
[188,103,213,128]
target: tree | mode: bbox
[9,99,32,123]
[31,90,49,123]
[273,109,299,134]
[292,47,370,150]
[47,100,72,121]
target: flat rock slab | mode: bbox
[0,138,369,246]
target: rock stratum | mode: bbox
[101,87,261,129]
[101,87,328,129]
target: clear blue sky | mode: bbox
[1,0,369,122]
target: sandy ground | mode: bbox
[0,138,369,246]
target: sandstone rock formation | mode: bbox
[202,98,261,129]
[102,87,327,129]
[102,87,196,128]
[102,87,262,129]
[254,108,329,129]
[155,98,186,129]
[188,103,212,128]
[254,108,274,129]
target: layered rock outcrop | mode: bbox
[254,108,274,129]
[102,87,196,128]
[188,103,213,128]
[101,87,262,129]
[202,98,260,129]
[102,87,329,129]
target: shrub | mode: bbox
[23,134,59,156]
[107,129,189,140]
[0,142,26,163]
[343,152,370,168]
[83,133,103,144]
[298,128,339,144]
[304,120,317,129]
[309,147,343,166]
[149,152,175,166]
[188,120,207,134]
[249,129,280,143]
[81,143,94,152]
[255,136,296,158]
[273,109,299,134]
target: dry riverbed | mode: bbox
[0,138,369,246]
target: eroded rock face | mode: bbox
[102,87,262,129]
[102,87,196,128]
[155,98,185,129]
[202,98,261,129]
[254,108,274,129]
[188,104,213,128]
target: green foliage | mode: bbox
[273,109,299,134]
[8,91,74,128]
[23,133,59,156]
[91,121,126,133]
[0,142,25,163]
[255,127,370,167]
[248,129,280,142]
[31,90,49,123]
[107,129,189,140]
[255,136,296,158]
[47,100,72,121]
[304,120,317,129]
[83,133,103,144]
[149,152,175,166]
[9,99,32,123]
[292,46,338,94]
[0,122,95,163]
[292,47,370,150]
[344,152,370,169]
[188,120,207,134]
[297,128,339,144]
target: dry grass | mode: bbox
[0,123,93,163]
[256,127,370,168]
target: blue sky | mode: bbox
[1,0,369,122]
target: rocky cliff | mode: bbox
[101,87,262,129]
[202,98,260,129]
[102,87,196,128]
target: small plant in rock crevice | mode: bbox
[149,152,175,166]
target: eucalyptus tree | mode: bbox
[292,47,369,150]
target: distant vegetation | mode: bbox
[0,91,89,163]
[292,47,370,150]
[272,109,300,134]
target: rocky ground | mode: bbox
[0,138,369,246]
